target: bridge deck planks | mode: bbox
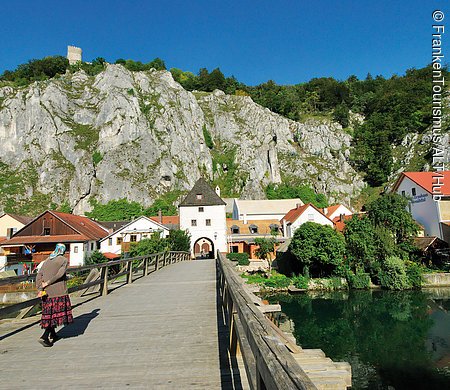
[0,260,240,389]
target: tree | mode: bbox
[167,229,191,252]
[366,193,418,245]
[86,199,144,221]
[289,222,346,277]
[86,250,107,265]
[343,215,377,273]
[255,237,276,274]
[128,232,169,257]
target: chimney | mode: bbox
[158,209,162,224]
[215,185,221,197]
[6,228,14,239]
[323,207,328,215]
[296,203,302,209]
[243,213,247,225]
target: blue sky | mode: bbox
[0,0,448,85]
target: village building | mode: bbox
[281,203,335,238]
[393,171,450,243]
[179,178,227,258]
[232,198,303,222]
[226,218,284,260]
[324,204,353,220]
[99,216,170,257]
[0,211,109,272]
[0,213,34,273]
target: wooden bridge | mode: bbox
[0,252,351,389]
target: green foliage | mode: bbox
[289,222,346,277]
[202,125,214,149]
[92,150,103,166]
[254,237,276,261]
[86,250,107,265]
[333,103,350,127]
[86,198,144,221]
[265,184,328,208]
[167,229,191,252]
[129,232,169,257]
[379,256,410,290]
[67,275,84,289]
[227,252,250,265]
[0,56,69,86]
[115,58,166,72]
[343,215,377,273]
[56,201,72,213]
[291,274,310,289]
[143,190,183,216]
[262,272,291,288]
[367,193,418,245]
[69,123,98,152]
[347,270,371,289]
[405,261,424,288]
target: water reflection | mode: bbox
[266,288,450,390]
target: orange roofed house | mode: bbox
[0,211,109,273]
[393,171,450,244]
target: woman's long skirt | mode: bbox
[41,295,73,328]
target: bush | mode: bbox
[378,256,410,290]
[86,250,107,265]
[67,275,84,289]
[291,275,309,289]
[227,252,250,265]
[262,273,291,288]
[347,270,371,289]
[405,261,424,288]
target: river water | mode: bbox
[266,288,450,390]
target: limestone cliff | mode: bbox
[0,64,365,214]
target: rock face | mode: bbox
[0,65,365,214]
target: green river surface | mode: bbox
[265,288,450,390]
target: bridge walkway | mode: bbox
[0,260,245,389]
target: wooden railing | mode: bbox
[217,252,318,390]
[0,251,190,319]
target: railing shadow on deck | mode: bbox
[0,251,191,332]
[216,251,318,390]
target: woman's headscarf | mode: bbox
[49,243,66,259]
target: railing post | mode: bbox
[143,257,148,276]
[100,265,109,296]
[127,260,133,284]
[154,254,159,271]
[163,252,167,267]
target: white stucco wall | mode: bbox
[69,242,85,266]
[99,217,169,255]
[288,206,334,237]
[179,205,227,255]
[327,205,353,220]
[396,177,442,239]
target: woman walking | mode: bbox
[36,243,73,347]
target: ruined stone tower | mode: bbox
[67,45,82,64]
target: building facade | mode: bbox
[281,203,334,238]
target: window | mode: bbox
[198,207,204,212]
[412,187,416,196]
[130,234,137,242]
[231,225,240,234]
[206,219,211,226]
[73,246,78,253]
[108,238,113,246]
[401,190,406,197]
[196,194,203,200]
[249,224,258,234]
[308,213,314,221]
[117,237,123,245]
[142,235,147,238]
[90,242,94,251]
[191,219,197,226]
[43,228,50,235]
[231,246,239,253]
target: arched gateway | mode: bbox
[193,237,215,259]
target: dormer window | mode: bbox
[249,224,258,234]
[231,225,240,234]
[269,224,279,233]
[196,194,203,200]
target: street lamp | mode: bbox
[214,232,217,241]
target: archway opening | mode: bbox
[193,237,215,259]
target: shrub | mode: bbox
[291,275,309,289]
[67,275,84,289]
[227,252,250,265]
[86,250,107,265]
[262,273,290,288]
[378,256,410,290]
[405,261,424,288]
[347,270,371,289]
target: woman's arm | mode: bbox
[45,257,68,286]
[36,269,43,291]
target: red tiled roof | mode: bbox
[281,203,334,225]
[0,234,89,246]
[102,252,121,260]
[393,171,450,196]
[50,211,109,240]
[325,204,341,217]
[149,215,180,225]
[333,215,354,232]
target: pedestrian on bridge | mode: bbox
[36,243,73,347]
